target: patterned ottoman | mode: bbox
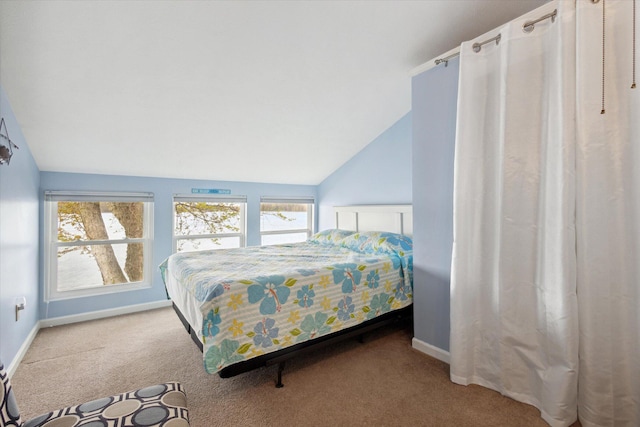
[1,360,190,427]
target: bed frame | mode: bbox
[172,204,414,387]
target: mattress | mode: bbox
[160,230,413,374]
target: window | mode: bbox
[44,191,154,300]
[260,196,314,245]
[173,195,246,252]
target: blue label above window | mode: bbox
[191,188,231,195]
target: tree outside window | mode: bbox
[173,196,246,253]
[45,192,153,300]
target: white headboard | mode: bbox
[334,205,413,237]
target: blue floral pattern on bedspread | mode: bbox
[160,240,413,374]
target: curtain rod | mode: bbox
[472,33,502,53]
[432,33,501,66]
[434,51,460,67]
[433,8,558,67]
[523,9,557,33]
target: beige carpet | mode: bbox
[10,307,570,426]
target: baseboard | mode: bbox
[39,300,173,328]
[412,337,451,364]
[7,321,41,377]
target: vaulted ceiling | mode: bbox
[0,0,547,185]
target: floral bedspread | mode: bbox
[160,237,413,374]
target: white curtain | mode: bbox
[450,0,639,426]
[450,2,579,425]
[575,1,640,426]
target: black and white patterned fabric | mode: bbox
[0,360,24,426]
[1,359,189,427]
[23,383,190,427]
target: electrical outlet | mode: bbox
[15,296,26,321]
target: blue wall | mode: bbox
[0,86,41,367]
[39,172,317,319]
[411,60,458,352]
[317,112,412,230]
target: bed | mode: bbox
[160,205,413,386]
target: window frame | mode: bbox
[172,194,247,253]
[259,196,315,245]
[44,191,154,301]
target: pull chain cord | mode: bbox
[601,0,606,114]
[600,0,606,114]
[633,0,637,89]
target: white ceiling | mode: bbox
[0,0,547,185]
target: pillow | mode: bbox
[341,231,413,256]
[308,229,355,245]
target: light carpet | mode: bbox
[10,307,567,426]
